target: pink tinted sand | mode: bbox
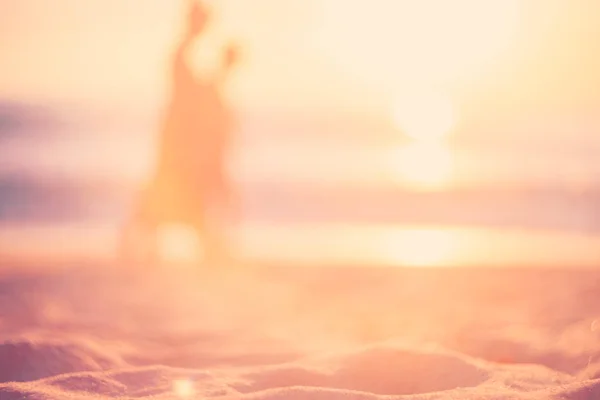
[1,258,600,399]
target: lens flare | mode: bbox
[173,379,195,398]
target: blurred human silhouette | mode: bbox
[120,0,240,266]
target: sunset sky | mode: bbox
[1,0,599,127]
[2,1,600,267]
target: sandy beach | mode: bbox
[1,260,600,400]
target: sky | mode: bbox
[1,0,599,127]
[0,0,340,110]
[2,0,600,269]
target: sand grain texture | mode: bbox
[0,265,599,399]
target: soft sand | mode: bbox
[1,263,600,399]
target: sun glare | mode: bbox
[173,379,195,399]
[387,89,457,190]
[382,228,464,267]
[157,224,202,263]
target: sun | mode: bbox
[393,90,456,142]
[386,90,457,190]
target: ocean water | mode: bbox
[1,104,599,266]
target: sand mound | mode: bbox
[450,320,600,376]
[1,266,600,400]
[0,387,25,400]
[543,378,600,400]
[0,337,125,383]
[0,343,589,400]
[43,372,127,396]
[331,345,489,395]
[235,344,501,396]
[1,366,237,399]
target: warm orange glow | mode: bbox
[157,224,202,263]
[393,91,456,141]
[388,143,455,191]
[172,379,195,399]
[382,228,464,267]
